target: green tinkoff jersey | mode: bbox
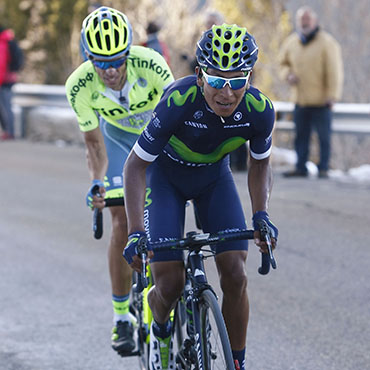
[65,45,174,135]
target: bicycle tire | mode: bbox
[199,289,234,370]
[174,300,185,349]
[130,273,150,370]
[137,327,150,370]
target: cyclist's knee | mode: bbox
[217,252,248,296]
[110,207,128,228]
[221,269,247,297]
[109,208,128,244]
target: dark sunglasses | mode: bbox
[91,57,127,70]
[202,70,250,90]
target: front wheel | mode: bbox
[199,289,234,369]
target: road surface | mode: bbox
[1,140,369,370]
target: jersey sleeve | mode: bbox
[249,94,275,160]
[65,64,100,132]
[141,46,174,95]
[133,83,182,162]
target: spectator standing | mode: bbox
[279,6,343,178]
[141,21,171,66]
[0,25,18,140]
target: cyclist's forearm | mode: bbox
[84,129,108,181]
[247,156,272,213]
[124,151,149,234]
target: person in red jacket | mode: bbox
[0,25,17,140]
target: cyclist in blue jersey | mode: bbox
[123,24,278,370]
[65,7,173,355]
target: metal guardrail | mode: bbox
[13,83,68,107]
[11,83,370,135]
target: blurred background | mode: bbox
[2,0,370,103]
[1,0,370,177]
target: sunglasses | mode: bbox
[91,57,127,70]
[202,70,250,90]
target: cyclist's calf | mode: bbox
[148,261,185,322]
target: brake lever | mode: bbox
[137,238,149,289]
[256,219,277,274]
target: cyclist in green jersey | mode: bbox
[65,6,174,354]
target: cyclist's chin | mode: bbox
[104,78,121,90]
[213,102,236,117]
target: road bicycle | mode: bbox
[91,193,277,369]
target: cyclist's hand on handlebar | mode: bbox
[252,211,278,253]
[123,231,153,273]
[86,179,106,210]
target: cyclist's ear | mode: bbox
[196,66,204,87]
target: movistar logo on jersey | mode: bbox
[167,86,198,107]
[245,92,272,113]
[169,135,246,164]
[130,57,172,81]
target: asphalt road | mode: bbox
[1,140,369,370]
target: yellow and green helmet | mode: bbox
[196,24,258,72]
[81,6,132,60]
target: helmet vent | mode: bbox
[114,30,120,47]
[242,46,248,53]
[222,56,229,68]
[86,33,93,48]
[215,28,222,37]
[203,50,209,57]
[224,31,232,40]
[112,15,119,26]
[205,42,212,50]
[233,52,239,60]
[103,20,109,30]
[214,50,219,58]
[96,32,102,48]
[105,35,111,50]
[235,30,242,38]
[235,41,241,49]
[214,39,220,48]
[223,43,230,53]
[93,18,99,29]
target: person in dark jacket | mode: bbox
[141,21,171,66]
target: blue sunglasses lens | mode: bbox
[207,76,227,89]
[204,73,248,90]
[229,79,248,90]
[92,58,126,70]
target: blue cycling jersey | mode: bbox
[133,75,276,262]
[134,75,275,166]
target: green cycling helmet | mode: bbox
[196,24,258,72]
[81,6,132,60]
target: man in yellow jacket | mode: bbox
[279,6,343,178]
